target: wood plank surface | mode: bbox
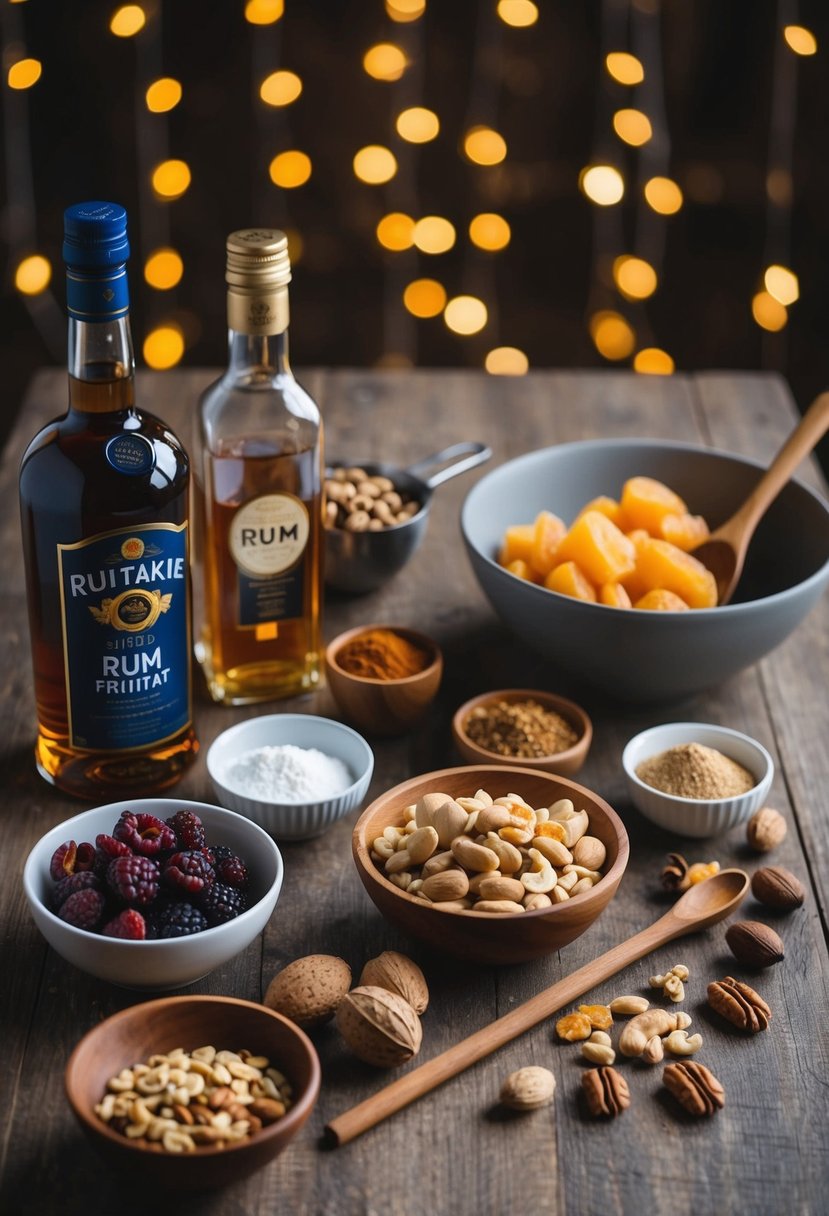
[1,369,827,1216]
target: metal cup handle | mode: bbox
[405,442,492,490]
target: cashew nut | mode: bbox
[618,1008,678,1056]
[520,848,558,894]
[477,874,525,902]
[650,963,689,1003]
[641,1034,664,1064]
[531,836,572,867]
[484,832,524,873]
[475,806,512,834]
[421,849,455,878]
[450,835,500,872]
[551,886,570,903]
[473,899,525,914]
[570,877,595,896]
[674,1011,692,1030]
[581,1041,616,1065]
[547,800,590,847]
[663,1030,703,1056]
[523,892,553,910]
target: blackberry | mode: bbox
[107,855,160,906]
[214,854,249,890]
[102,909,147,940]
[165,809,206,851]
[49,840,95,880]
[93,833,132,879]
[152,901,208,938]
[59,888,105,930]
[199,881,248,926]
[163,850,215,895]
[52,871,101,911]
[113,811,176,857]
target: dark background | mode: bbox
[2,0,827,461]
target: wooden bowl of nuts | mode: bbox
[451,689,592,776]
[64,995,321,1190]
[352,765,629,964]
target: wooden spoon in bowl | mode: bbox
[692,390,829,605]
[326,868,749,1145]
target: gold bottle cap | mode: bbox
[225,229,290,335]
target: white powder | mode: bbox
[223,743,353,803]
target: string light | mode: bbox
[763,264,799,305]
[143,325,185,369]
[580,165,625,206]
[385,0,426,22]
[109,5,146,37]
[590,311,635,360]
[644,176,683,214]
[151,159,191,200]
[363,44,408,82]
[634,347,675,374]
[613,255,658,300]
[605,52,644,85]
[403,279,446,317]
[613,108,652,147]
[7,58,42,89]
[485,346,528,374]
[396,107,440,144]
[145,78,182,113]
[377,213,415,251]
[353,145,397,184]
[752,291,787,331]
[144,248,184,290]
[444,295,487,335]
[496,1,539,27]
[244,0,284,25]
[783,25,817,56]
[14,255,51,295]
[260,70,302,107]
[464,126,507,165]
[469,213,511,251]
[413,216,456,254]
[269,151,312,188]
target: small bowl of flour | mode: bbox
[207,715,374,840]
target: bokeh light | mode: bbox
[764,264,799,306]
[605,52,644,85]
[386,0,426,21]
[284,228,304,264]
[613,255,658,300]
[413,216,456,254]
[590,311,636,360]
[396,107,440,143]
[613,108,652,146]
[14,255,51,295]
[145,77,182,113]
[634,348,675,375]
[644,176,683,214]
[260,70,302,106]
[403,279,446,318]
[485,346,529,374]
[7,58,42,89]
[144,249,184,290]
[151,160,191,200]
[353,145,397,184]
[245,0,284,25]
[269,151,312,188]
[752,291,788,332]
[783,25,817,55]
[497,1,539,28]
[580,165,625,206]
[469,213,511,251]
[377,213,416,251]
[444,295,488,335]
[464,126,507,166]
[109,5,145,37]
[363,44,408,82]
[143,325,185,370]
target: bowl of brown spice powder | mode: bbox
[326,624,443,736]
[622,721,774,837]
[451,689,592,776]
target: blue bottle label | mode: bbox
[57,523,192,752]
[65,264,130,320]
[228,494,308,627]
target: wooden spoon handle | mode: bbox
[326,910,687,1146]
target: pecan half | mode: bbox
[707,975,771,1033]
[582,1066,630,1118]
[663,1061,725,1117]
[661,852,689,891]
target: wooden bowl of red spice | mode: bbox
[452,689,592,776]
[325,625,443,737]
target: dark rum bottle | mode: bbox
[19,201,197,798]
[194,229,323,704]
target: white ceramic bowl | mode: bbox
[22,799,283,990]
[622,722,774,838]
[206,714,374,840]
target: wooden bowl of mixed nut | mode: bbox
[64,995,320,1189]
[352,766,628,964]
[451,689,592,776]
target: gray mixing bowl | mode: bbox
[461,439,829,702]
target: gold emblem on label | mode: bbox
[89,590,172,632]
[120,537,145,560]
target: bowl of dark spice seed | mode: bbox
[622,721,774,837]
[451,689,592,776]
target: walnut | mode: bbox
[263,954,352,1028]
[707,975,771,1033]
[751,865,805,911]
[499,1066,556,1111]
[335,985,422,1067]
[663,1061,725,1117]
[725,920,784,968]
[582,1066,630,1118]
[746,806,787,852]
[359,951,430,1015]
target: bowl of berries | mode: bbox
[22,799,283,990]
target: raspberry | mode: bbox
[199,882,247,926]
[107,855,160,906]
[152,901,208,938]
[58,888,105,930]
[165,809,206,851]
[163,850,215,895]
[93,834,132,879]
[102,909,147,940]
[214,854,249,890]
[113,811,176,857]
[52,871,101,910]
[49,840,95,880]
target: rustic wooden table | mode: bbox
[1,369,827,1216]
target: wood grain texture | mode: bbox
[0,369,827,1216]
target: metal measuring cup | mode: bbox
[324,441,492,594]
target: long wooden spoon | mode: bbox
[692,390,829,605]
[326,868,748,1146]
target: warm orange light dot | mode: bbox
[464,126,507,166]
[109,5,145,36]
[613,108,652,147]
[613,255,658,300]
[763,264,799,306]
[7,58,42,89]
[377,213,416,251]
[497,1,539,27]
[634,347,675,375]
[580,165,625,205]
[245,0,284,25]
[605,52,644,85]
[363,43,408,82]
[469,213,511,251]
[260,70,302,106]
[396,107,440,143]
[485,346,528,375]
[269,151,312,188]
[143,325,185,369]
[353,146,397,185]
[412,216,456,254]
[144,249,184,290]
[145,77,182,113]
[590,311,636,360]
[151,160,191,200]
[752,291,788,332]
[385,0,426,21]
[15,255,51,295]
[403,279,446,318]
[783,25,817,55]
[444,295,488,335]
[644,176,683,214]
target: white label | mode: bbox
[229,494,309,577]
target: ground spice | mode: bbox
[636,742,756,799]
[464,698,579,758]
[335,628,431,680]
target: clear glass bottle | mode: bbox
[195,229,323,704]
[19,201,197,798]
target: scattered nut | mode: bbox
[663,1061,724,1117]
[325,468,421,533]
[641,1034,664,1065]
[725,921,784,968]
[582,1066,630,1118]
[746,806,787,853]
[335,986,422,1068]
[649,964,689,1003]
[618,1008,679,1057]
[608,995,650,1016]
[264,954,352,1028]
[707,976,771,1033]
[499,1066,556,1110]
[359,951,430,1015]
[751,865,805,911]
[663,1030,703,1056]
[581,1040,616,1065]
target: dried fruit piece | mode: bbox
[500,1066,556,1110]
[582,1066,630,1118]
[555,1012,592,1042]
[578,1004,613,1030]
[663,1061,725,1117]
[707,976,771,1033]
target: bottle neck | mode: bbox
[227,327,291,377]
[67,314,135,414]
